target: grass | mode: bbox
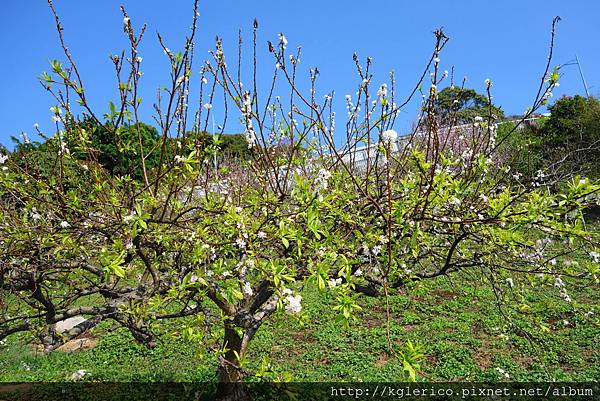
[1,272,598,384]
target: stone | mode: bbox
[69,369,88,380]
[56,337,98,353]
[55,316,87,333]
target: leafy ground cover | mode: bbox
[1,268,598,383]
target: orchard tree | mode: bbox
[0,4,599,401]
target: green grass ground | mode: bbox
[1,273,598,383]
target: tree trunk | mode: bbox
[213,324,251,401]
[212,291,278,401]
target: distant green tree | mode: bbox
[497,95,600,180]
[70,117,162,181]
[214,133,253,161]
[8,136,93,193]
[9,138,55,177]
[65,117,254,181]
[435,86,505,124]
[539,95,600,177]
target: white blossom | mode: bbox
[59,221,70,229]
[235,238,246,249]
[20,132,30,144]
[31,210,41,220]
[284,293,302,314]
[327,277,342,289]
[123,212,136,223]
[244,127,257,149]
[560,291,572,303]
[449,196,461,206]
[0,154,7,164]
[315,168,332,191]
[242,282,253,296]
[175,76,186,87]
[377,84,388,98]
[278,33,288,48]
[381,129,398,145]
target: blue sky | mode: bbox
[2,0,599,148]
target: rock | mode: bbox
[56,337,98,353]
[69,369,88,380]
[55,316,87,333]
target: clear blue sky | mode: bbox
[2,0,599,148]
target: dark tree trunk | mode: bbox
[39,326,61,352]
[213,324,252,401]
[211,289,278,401]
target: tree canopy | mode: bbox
[540,95,600,178]
[435,86,505,124]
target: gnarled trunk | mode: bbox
[214,324,252,401]
[212,288,278,401]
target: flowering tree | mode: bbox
[1,4,599,401]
